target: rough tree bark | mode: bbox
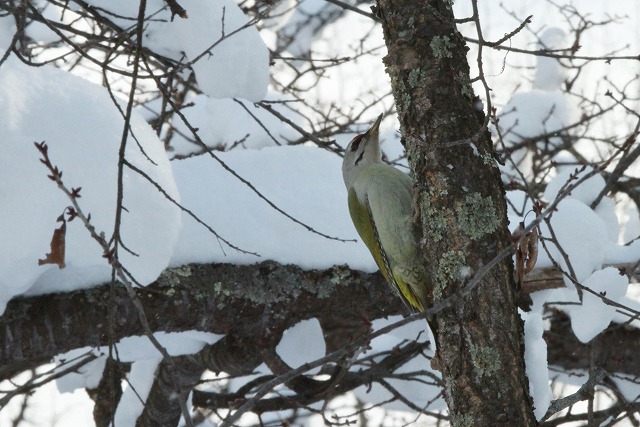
[0,263,387,379]
[376,0,537,425]
[3,262,640,424]
[3,263,639,375]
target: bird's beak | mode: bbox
[365,114,383,136]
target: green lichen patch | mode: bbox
[408,68,426,88]
[329,266,351,286]
[456,71,473,99]
[434,250,466,299]
[430,35,454,60]
[456,193,499,240]
[480,150,496,167]
[173,265,193,277]
[454,413,474,427]
[212,281,231,297]
[422,201,449,243]
[158,265,193,291]
[469,344,501,378]
[390,77,412,112]
[436,250,466,283]
[419,180,452,243]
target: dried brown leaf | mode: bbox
[38,220,67,269]
[513,222,525,286]
[524,228,539,274]
[512,222,539,286]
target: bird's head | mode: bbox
[342,114,383,189]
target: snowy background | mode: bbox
[1,0,640,425]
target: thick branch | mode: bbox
[2,262,639,375]
[137,335,263,427]
[87,358,130,427]
[0,262,398,379]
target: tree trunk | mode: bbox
[376,0,537,425]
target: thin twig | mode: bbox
[543,369,607,420]
[323,0,377,21]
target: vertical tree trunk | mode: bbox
[376,0,537,425]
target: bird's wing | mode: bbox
[348,185,420,311]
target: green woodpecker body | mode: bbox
[342,115,431,312]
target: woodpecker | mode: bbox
[342,115,433,313]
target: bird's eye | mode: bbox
[350,134,363,151]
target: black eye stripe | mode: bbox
[350,134,363,151]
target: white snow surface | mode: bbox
[56,356,108,393]
[520,310,552,420]
[169,145,374,271]
[276,319,326,373]
[82,0,268,101]
[53,331,223,367]
[0,57,181,314]
[495,27,576,181]
[528,169,640,289]
[568,268,629,343]
[543,168,606,206]
[496,87,577,181]
[520,170,637,343]
[498,90,576,143]
[541,198,608,283]
[46,331,222,426]
[165,93,300,157]
[611,373,640,402]
[113,360,161,427]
